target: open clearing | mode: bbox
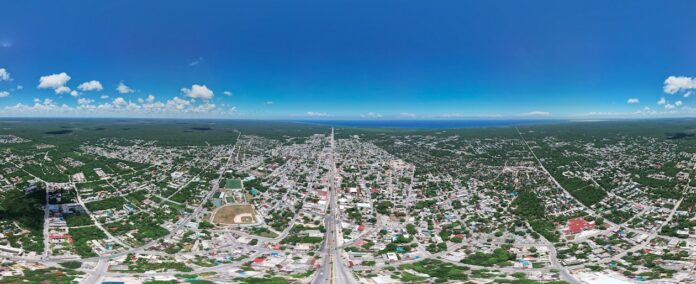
[212,204,256,224]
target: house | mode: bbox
[514,259,533,269]
[295,243,312,251]
[317,191,328,200]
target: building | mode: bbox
[564,218,594,234]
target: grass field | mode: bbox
[212,204,256,225]
[224,179,243,190]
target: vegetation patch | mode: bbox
[461,245,516,267]
[399,259,468,282]
[512,191,560,242]
[85,196,128,211]
[44,129,73,135]
[69,226,107,257]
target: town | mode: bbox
[0,120,695,284]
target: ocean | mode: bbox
[292,119,564,129]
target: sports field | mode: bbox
[224,179,243,190]
[212,204,256,224]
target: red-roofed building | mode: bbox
[49,234,71,239]
[253,257,265,264]
[317,191,328,200]
[564,218,594,234]
[357,224,365,231]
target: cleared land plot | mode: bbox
[212,204,256,224]
[224,179,243,190]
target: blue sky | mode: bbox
[1,1,696,119]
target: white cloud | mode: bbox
[189,57,203,67]
[116,81,135,94]
[0,91,9,98]
[70,90,80,97]
[585,111,623,116]
[55,86,71,94]
[39,73,71,88]
[675,100,683,107]
[0,68,11,81]
[166,96,192,110]
[664,103,676,110]
[684,91,693,98]
[438,113,466,118]
[522,111,550,116]
[657,97,666,105]
[38,72,71,94]
[181,84,214,100]
[306,111,329,117]
[125,101,141,110]
[399,112,417,118]
[362,112,383,118]
[664,76,696,94]
[224,91,233,96]
[265,101,273,105]
[77,80,103,91]
[113,97,127,107]
[100,95,109,99]
[137,95,156,105]
[627,98,639,104]
[77,98,94,105]
[16,85,23,90]
[2,95,237,117]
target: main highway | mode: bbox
[312,128,357,284]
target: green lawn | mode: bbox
[224,179,243,189]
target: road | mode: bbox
[42,186,50,260]
[516,127,584,284]
[312,128,358,284]
[81,259,108,284]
